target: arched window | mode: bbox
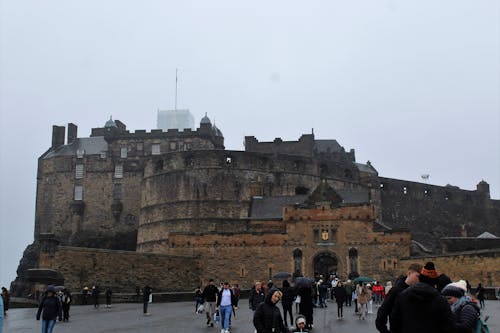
[293,249,303,276]
[348,248,358,274]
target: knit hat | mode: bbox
[441,282,465,298]
[296,315,306,325]
[419,262,439,285]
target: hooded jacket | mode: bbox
[376,275,408,333]
[390,282,455,333]
[36,295,62,321]
[253,290,286,333]
[453,300,480,333]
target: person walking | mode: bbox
[297,284,314,329]
[202,279,219,327]
[61,289,71,322]
[376,263,422,333]
[249,281,266,311]
[105,287,112,308]
[253,289,286,333]
[344,280,353,307]
[476,283,485,309]
[280,280,294,328]
[216,282,238,333]
[232,284,241,307]
[0,295,4,333]
[142,285,153,316]
[390,262,455,333]
[441,280,480,333]
[91,285,100,309]
[0,288,8,317]
[334,281,347,319]
[195,286,203,313]
[36,286,62,333]
[356,284,369,320]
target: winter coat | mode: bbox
[36,295,62,321]
[334,285,347,304]
[376,276,409,333]
[202,284,218,303]
[142,286,153,302]
[280,286,295,308]
[216,288,237,307]
[453,301,480,333]
[253,292,286,333]
[249,287,266,310]
[297,286,313,316]
[390,282,455,333]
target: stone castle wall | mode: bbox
[39,246,200,292]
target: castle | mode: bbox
[11,116,500,295]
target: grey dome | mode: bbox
[105,116,117,128]
[200,113,211,125]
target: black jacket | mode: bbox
[390,282,455,333]
[202,284,219,303]
[375,276,409,333]
[334,285,347,304]
[142,286,152,302]
[36,296,62,321]
[454,301,480,333]
[280,286,295,308]
[249,287,266,310]
[253,292,286,333]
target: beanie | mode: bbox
[419,262,439,285]
[441,283,465,298]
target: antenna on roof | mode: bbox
[175,68,178,110]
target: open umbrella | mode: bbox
[272,272,292,279]
[353,276,373,284]
[294,277,315,288]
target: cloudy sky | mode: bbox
[0,0,498,288]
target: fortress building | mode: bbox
[11,116,500,295]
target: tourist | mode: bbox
[344,280,353,307]
[249,281,266,311]
[0,294,4,333]
[0,288,8,317]
[289,315,309,333]
[194,286,203,313]
[356,283,369,320]
[372,281,385,305]
[366,283,374,314]
[476,283,486,309]
[390,262,455,333]
[61,289,71,322]
[216,282,238,333]
[296,284,314,329]
[232,284,241,307]
[36,285,62,333]
[202,279,218,327]
[253,289,286,333]
[92,285,100,308]
[441,280,479,333]
[142,285,153,316]
[333,281,347,319]
[280,280,294,328]
[376,263,422,333]
[105,287,112,308]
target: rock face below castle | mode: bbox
[11,118,500,295]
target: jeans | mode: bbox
[41,319,56,333]
[219,305,232,330]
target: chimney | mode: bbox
[67,123,78,144]
[51,125,65,149]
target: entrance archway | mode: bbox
[313,252,338,277]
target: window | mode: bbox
[313,229,319,242]
[113,183,122,200]
[74,185,83,200]
[100,151,107,159]
[137,142,143,151]
[114,164,123,178]
[293,249,303,276]
[170,142,177,151]
[403,186,408,194]
[152,144,160,155]
[349,248,358,274]
[120,147,127,158]
[76,149,85,158]
[75,164,84,179]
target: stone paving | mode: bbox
[2,300,499,333]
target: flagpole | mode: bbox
[175,68,178,110]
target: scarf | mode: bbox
[450,295,470,313]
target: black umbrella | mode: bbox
[294,277,315,288]
[272,272,292,279]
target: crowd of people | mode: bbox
[0,263,492,333]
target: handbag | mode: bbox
[214,309,220,325]
[196,304,204,314]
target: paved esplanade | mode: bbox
[3,300,499,333]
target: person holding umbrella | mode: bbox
[295,278,315,329]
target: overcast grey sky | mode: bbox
[1,0,499,288]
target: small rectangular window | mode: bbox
[113,183,122,200]
[170,142,177,151]
[75,164,84,179]
[100,151,107,159]
[152,144,160,155]
[120,147,127,158]
[114,164,123,178]
[74,185,83,200]
[137,142,143,151]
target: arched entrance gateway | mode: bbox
[313,252,338,277]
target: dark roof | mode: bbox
[314,140,343,153]
[43,137,108,159]
[355,163,377,174]
[250,189,370,219]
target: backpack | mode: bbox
[476,314,489,333]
